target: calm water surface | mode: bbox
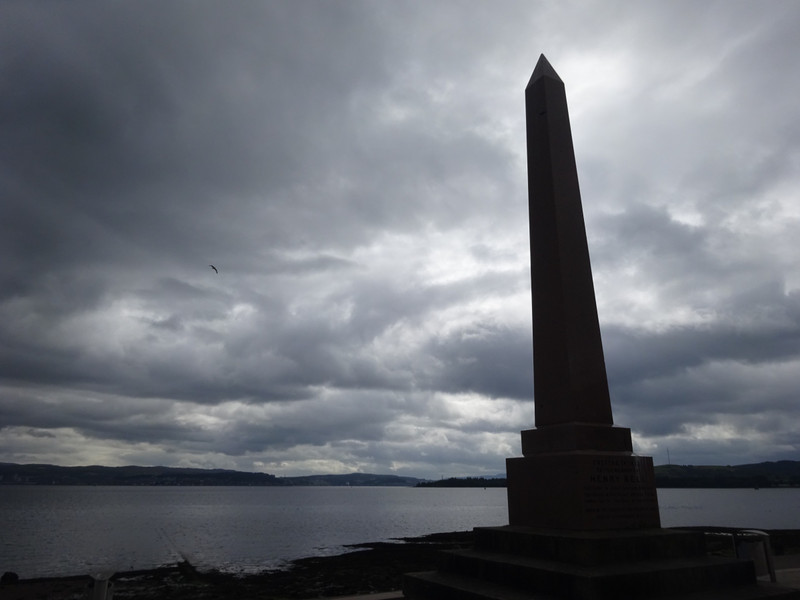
[1,486,798,578]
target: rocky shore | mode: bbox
[0,530,474,600]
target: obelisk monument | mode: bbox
[506,55,661,530]
[403,55,795,600]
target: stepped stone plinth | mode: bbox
[405,526,800,599]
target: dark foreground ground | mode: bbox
[0,531,473,600]
[3,529,799,600]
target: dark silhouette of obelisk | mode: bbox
[527,55,612,427]
[506,55,661,530]
[403,55,800,600]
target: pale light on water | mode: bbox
[0,486,508,578]
[657,488,800,529]
[1,486,798,578]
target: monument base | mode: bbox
[404,526,800,599]
[507,451,661,530]
[405,430,800,598]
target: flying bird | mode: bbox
[209,265,218,274]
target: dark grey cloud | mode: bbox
[423,322,533,399]
[1,1,799,477]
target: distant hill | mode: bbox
[416,461,800,488]
[281,472,422,486]
[654,460,800,488]
[417,477,506,488]
[0,463,422,487]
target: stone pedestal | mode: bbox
[507,425,661,530]
[507,451,660,530]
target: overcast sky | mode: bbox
[1,1,798,479]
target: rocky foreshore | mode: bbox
[0,530,474,600]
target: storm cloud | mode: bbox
[1,1,799,478]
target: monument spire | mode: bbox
[526,53,612,426]
[528,52,562,84]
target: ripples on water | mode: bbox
[1,486,798,578]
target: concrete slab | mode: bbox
[332,591,404,600]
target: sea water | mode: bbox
[1,486,798,578]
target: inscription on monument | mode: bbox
[583,458,658,523]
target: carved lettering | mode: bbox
[582,458,658,521]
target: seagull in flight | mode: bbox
[209,265,218,274]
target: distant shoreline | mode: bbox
[3,460,799,488]
[417,462,800,489]
[0,463,422,487]
[418,478,800,489]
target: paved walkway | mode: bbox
[334,554,800,600]
[771,553,800,588]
